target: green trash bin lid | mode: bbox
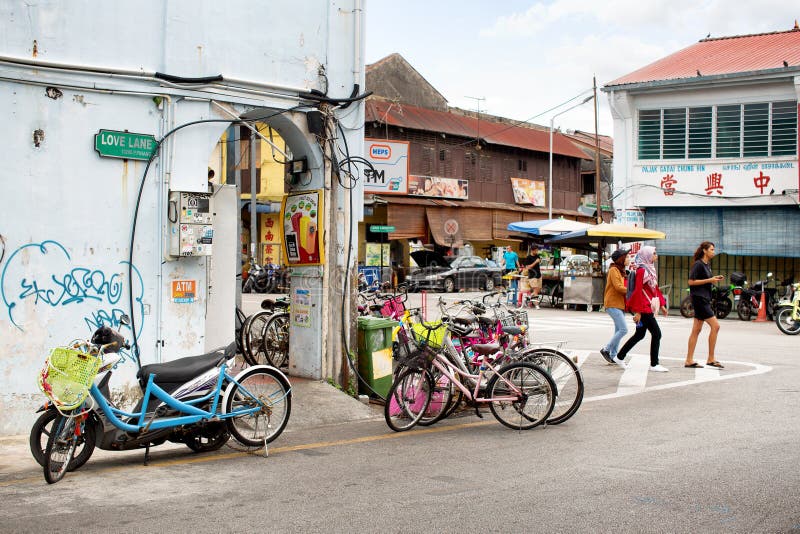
[357,316,400,330]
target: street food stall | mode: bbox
[546,223,667,310]
[506,219,593,308]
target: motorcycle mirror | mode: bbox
[119,314,131,326]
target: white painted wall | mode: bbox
[0,0,364,434]
[607,77,800,210]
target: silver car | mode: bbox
[406,251,503,293]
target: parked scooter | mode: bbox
[679,284,735,319]
[243,259,279,293]
[775,281,800,335]
[30,318,234,470]
[736,272,784,321]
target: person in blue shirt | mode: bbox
[502,247,520,289]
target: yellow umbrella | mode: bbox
[547,222,665,245]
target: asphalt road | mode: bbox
[2,292,799,532]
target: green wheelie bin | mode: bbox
[356,316,398,398]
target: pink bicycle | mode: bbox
[384,317,556,432]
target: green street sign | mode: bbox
[369,225,395,233]
[94,129,157,161]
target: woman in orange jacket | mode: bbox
[600,248,631,368]
[615,246,670,372]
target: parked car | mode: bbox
[406,251,503,292]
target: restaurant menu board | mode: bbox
[281,190,324,266]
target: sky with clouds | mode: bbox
[365,0,799,137]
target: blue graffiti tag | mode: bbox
[0,241,145,362]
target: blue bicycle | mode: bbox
[38,317,292,484]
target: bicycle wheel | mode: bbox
[43,413,80,484]
[417,368,455,427]
[30,409,96,470]
[225,367,292,447]
[519,348,583,425]
[263,313,290,368]
[486,362,555,430]
[384,367,433,432]
[244,311,273,366]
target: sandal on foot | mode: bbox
[684,362,703,368]
[706,361,724,369]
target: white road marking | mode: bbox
[616,352,651,395]
[584,356,771,402]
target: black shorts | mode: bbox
[691,296,714,320]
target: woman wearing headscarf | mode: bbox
[615,246,670,372]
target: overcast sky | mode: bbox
[365,1,799,137]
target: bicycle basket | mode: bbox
[380,296,406,319]
[392,324,417,362]
[411,320,447,349]
[38,346,102,410]
[499,310,528,329]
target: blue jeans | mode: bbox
[604,307,628,357]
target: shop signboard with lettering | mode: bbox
[631,160,798,206]
[363,139,409,194]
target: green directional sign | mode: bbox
[369,225,395,233]
[94,129,157,160]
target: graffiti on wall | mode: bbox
[0,240,145,364]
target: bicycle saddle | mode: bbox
[470,342,501,355]
[137,342,236,388]
[501,326,524,336]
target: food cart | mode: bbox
[559,253,604,310]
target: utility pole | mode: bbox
[593,76,602,224]
[464,95,486,148]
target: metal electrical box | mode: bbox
[168,191,214,257]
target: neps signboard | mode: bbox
[94,129,157,160]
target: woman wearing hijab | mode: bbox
[600,248,631,368]
[615,246,670,372]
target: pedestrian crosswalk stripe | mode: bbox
[583,356,771,402]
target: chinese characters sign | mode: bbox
[363,139,409,194]
[633,160,797,206]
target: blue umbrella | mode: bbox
[507,218,591,236]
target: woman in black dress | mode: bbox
[684,241,725,369]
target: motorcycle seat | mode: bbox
[501,326,524,336]
[137,342,236,387]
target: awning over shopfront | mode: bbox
[373,195,594,244]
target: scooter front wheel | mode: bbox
[775,306,800,335]
[737,300,753,321]
[715,297,732,319]
[679,296,694,318]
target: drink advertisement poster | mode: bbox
[281,190,324,266]
[510,178,546,206]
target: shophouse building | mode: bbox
[362,54,603,274]
[604,26,800,305]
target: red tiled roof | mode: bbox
[606,28,800,88]
[365,99,588,160]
